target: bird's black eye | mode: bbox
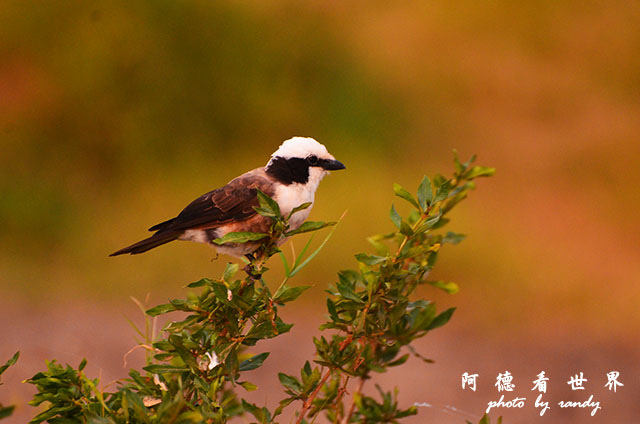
[307,155,318,165]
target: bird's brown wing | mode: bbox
[150,168,275,233]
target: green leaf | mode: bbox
[0,352,19,376]
[273,285,311,304]
[327,298,339,321]
[464,166,496,180]
[386,353,410,367]
[443,232,466,244]
[422,212,443,230]
[211,281,230,303]
[274,397,295,417]
[241,399,262,417]
[168,298,196,312]
[256,189,281,217]
[278,251,291,277]
[427,250,439,268]
[389,205,401,229]
[426,281,459,294]
[427,307,456,330]
[336,281,365,304]
[287,202,312,219]
[275,320,294,335]
[213,231,268,245]
[223,262,239,281]
[453,149,464,174]
[453,150,477,175]
[285,220,335,236]
[409,302,436,332]
[354,253,386,266]
[433,180,452,203]
[145,303,175,317]
[29,407,60,423]
[367,235,390,256]
[288,211,345,278]
[245,324,272,342]
[301,368,321,394]
[239,381,258,391]
[0,405,14,419]
[153,353,174,361]
[142,364,189,374]
[123,390,150,423]
[431,217,450,230]
[442,192,467,214]
[168,335,199,371]
[186,278,212,288]
[417,175,433,210]
[302,361,312,378]
[399,221,414,236]
[175,412,205,422]
[393,183,419,209]
[292,233,315,271]
[432,173,446,186]
[253,206,277,218]
[278,373,303,395]
[477,414,490,424]
[238,352,270,371]
[241,400,271,423]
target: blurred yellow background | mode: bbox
[1,1,639,422]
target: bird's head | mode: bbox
[266,137,345,186]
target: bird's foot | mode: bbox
[243,265,264,280]
[243,250,270,280]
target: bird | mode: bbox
[110,136,345,258]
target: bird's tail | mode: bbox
[148,217,176,232]
[109,232,179,256]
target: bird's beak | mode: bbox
[320,158,346,170]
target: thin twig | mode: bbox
[296,368,333,424]
[342,377,366,424]
[393,206,431,263]
[122,344,154,368]
[333,375,350,424]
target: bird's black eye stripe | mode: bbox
[307,155,318,165]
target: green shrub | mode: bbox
[23,154,496,423]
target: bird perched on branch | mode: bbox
[110,137,345,258]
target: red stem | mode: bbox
[296,368,333,424]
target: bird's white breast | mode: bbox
[274,183,313,229]
[274,169,325,230]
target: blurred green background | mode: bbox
[1,1,639,422]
